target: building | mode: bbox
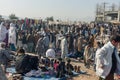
[95,2,120,23]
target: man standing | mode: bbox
[0,22,8,42]
[26,32,34,53]
[61,35,68,59]
[8,23,16,51]
[96,35,120,80]
[43,34,50,52]
[84,42,93,69]
[35,34,45,59]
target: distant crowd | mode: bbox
[0,19,120,80]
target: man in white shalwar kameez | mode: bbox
[60,35,68,59]
[8,23,16,51]
[0,22,8,42]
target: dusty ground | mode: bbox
[70,59,99,80]
[6,53,119,80]
[71,59,119,80]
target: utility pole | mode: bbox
[103,2,108,21]
[96,3,99,15]
[119,2,120,11]
[118,2,120,22]
[103,2,107,11]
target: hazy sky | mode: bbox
[0,0,119,21]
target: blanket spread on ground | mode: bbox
[6,67,61,80]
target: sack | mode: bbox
[15,54,39,74]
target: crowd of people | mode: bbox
[0,19,120,80]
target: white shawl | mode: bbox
[0,22,8,42]
[8,23,16,46]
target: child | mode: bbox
[53,59,59,71]
[56,58,66,78]
[66,59,74,75]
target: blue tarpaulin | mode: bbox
[6,67,65,80]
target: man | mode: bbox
[0,42,12,72]
[26,32,34,53]
[60,35,68,59]
[9,23,16,51]
[67,33,74,54]
[96,34,120,80]
[46,44,55,58]
[77,35,84,59]
[84,41,93,69]
[0,22,8,42]
[35,34,45,59]
[43,34,50,52]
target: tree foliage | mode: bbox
[9,14,18,20]
[46,16,54,22]
[0,15,2,19]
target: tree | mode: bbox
[0,15,2,19]
[45,16,54,22]
[9,14,18,20]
